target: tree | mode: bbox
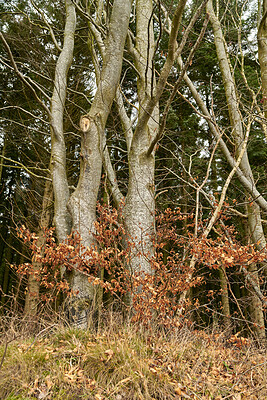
[0,0,266,340]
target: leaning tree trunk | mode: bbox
[207,0,266,341]
[67,0,133,328]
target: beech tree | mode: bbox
[1,0,266,340]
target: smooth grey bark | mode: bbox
[89,0,187,291]
[123,0,159,278]
[207,0,267,257]
[50,0,75,243]
[207,0,266,340]
[67,0,133,327]
[132,0,187,145]
[0,1,75,310]
[123,0,188,283]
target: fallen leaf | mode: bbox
[174,386,182,395]
[95,394,105,400]
[86,378,97,390]
[45,375,53,390]
[104,349,114,362]
[232,394,242,400]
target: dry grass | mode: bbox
[0,312,266,400]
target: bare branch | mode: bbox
[30,0,62,52]
[147,12,209,156]
[0,106,49,125]
[178,57,267,213]
[204,118,252,237]
[134,0,209,147]
[102,137,124,207]
[241,265,267,307]
[0,33,51,117]
[0,155,51,181]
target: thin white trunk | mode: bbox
[207,0,266,339]
[178,59,267,213]
[207,0,267,262]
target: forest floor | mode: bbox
[0,313,266,400]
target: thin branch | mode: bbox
[203,117,252,237]
[0,106,49,125]
[0,155,51,181]
[241,265,267,307]
[177,117,253,314]
[102,138,124,208]
[115,88,134,151]
[194,128,222,236]
[178,57,267,213]
[30,0,62,52]
[147,12,209,156]
[0,33,51,117]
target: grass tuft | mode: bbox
[0,313,266,399]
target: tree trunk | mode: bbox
[219,266,231,334]
[0,232,15,307]
[124,0,159,283]
[67,0,133,328]
[50,0,75,244]
[207,0,266,340]
[24,180,53,315]
[247,262,266,343]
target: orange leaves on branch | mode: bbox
[192,229,266,270]
[13,203,266,326]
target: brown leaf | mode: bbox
[174,386,182,395]
[104,348,114,362]
[95,394,105,400]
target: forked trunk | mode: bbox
[67,0,133,327]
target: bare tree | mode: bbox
[206,0,266,340]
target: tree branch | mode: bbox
[133,0,209,148]
[146,11,209,156]
[0,33,51,117]
[178,57,267,213]
[0,155,51,181]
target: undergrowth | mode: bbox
[0,312,266,400]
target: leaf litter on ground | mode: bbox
[0,323,266,399]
